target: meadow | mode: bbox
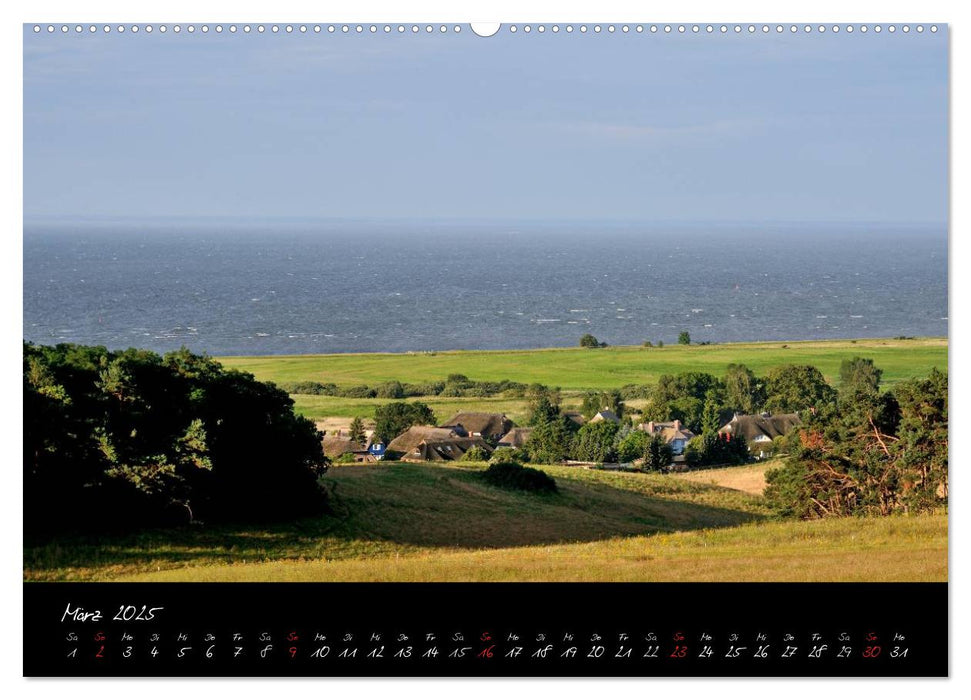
[220,337,947,421]
[24,461,946,583]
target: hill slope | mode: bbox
[25,462,946,583]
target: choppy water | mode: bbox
[23,221,948,355]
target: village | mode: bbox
[319,407,801,470]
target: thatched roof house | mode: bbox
[404,437,494,462]
[440,412,514,440]
[638,420,696,455]
[590,409,621,425]
[718,412,801,445]
[563,411,587,426]
[386,426,460,454]
[497,427,533,449]
[321,434,375,463]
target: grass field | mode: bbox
[220,338,947,420]
[220,337,946,391]
[24,461,946,583]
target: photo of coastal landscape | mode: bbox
[24,24,947,584]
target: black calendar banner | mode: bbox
[24,582,947,677]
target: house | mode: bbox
[404,437,494,462]
[365,436,387,460]
[718,412,801,457]
[563,411,587,426]
[589,409,621,425]
[497,427,533,449]
[439,412,514,441]
[638,420,696,455]
[321,433,375,463]
[387,426,461,454]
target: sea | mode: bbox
[23,221,948,356]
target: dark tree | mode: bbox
[348,416,366,443]
[678,331,691,345]
[24,342,328,536]
[579,333,603,348]
[373,401,436,443]
[644,434,674,472]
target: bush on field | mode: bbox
[482,461,557,494]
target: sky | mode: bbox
[23,25,948,224]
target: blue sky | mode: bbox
[23,26,948,223]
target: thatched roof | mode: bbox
[718,413,801,443]
[404,437,494,462]
[440,412,514,438]
[386,426,459,453]
[590,410,621,424]
[321,435,367,459]
[497,427,533,448]
[563,411,587,426]
[639,420,696,444]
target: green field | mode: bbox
[219,338,947,421]
[24,461,947,583]
[221,337,946,390]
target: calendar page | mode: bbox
[22,19,948,678]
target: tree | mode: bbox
[839,357,883,397]
[572,421,620,463]
[522,416,576,464]
[700,390,722,435]
[764,368,947,519]
[525,384,561,426]
[24,342,328,535]
[615,429,651,463]
[373,401,436,443]
[678,331,691,345]
[644,372,723,433]
[644,434,673,472]
[580,333,605,348]
[763,365,836,413]
[580,389,624,420]
[723,363,764,414]
[684,432,748,468]
[348,416,366,443]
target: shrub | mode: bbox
[489,447,520,463]
[460,445,491,462]
[678,331,691,345]
[579,333,604,348]
[340,384,378,399]
[374,381,405,399]
[482,461,557,494]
